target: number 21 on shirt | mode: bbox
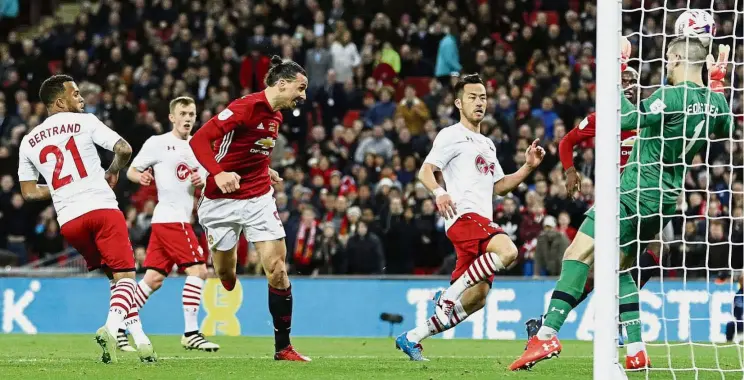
[39,136,89,189]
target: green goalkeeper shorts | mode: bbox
[578,198,676,257]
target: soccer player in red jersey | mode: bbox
[189,56,310,361]
[17,75,156,363]
[123,96,219,352]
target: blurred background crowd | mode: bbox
[0,0,742,278]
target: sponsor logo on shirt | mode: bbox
[250,137,276,156]
[475,154,495,176]
[176,163,191,181]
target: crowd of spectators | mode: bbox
[0,0,742,278]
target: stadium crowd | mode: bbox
[0,0,742,278]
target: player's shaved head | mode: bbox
[169,96,195,113]
[39,74,74,108]
[667,37,707,68]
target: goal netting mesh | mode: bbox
[620,0,743,377]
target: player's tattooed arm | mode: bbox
[107,139,133,174]
[19,181,51,201]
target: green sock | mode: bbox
[543,260,590,332]
[619,272,642,343]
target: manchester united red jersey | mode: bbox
[190,91,282,200]
[558,112,637,170]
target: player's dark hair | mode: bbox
[264,55,307,87]
[39,74,74,107]
[453,74,484,99]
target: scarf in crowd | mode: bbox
[294,220,318,266]
[324,212,349,236]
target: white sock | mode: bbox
[407,300,471,343]
[106,278,136,336]
[626,342,646,356]
[536,325,558,340]
[183,276,205,333]
[124,305,151,346]
[441,252,504,301]
[134,280,153,309]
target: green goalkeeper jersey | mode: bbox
[619,81,732,206]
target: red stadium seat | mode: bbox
[402,77,432,98]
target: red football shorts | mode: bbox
[60,209,135,272]
[144,222,205,275]
[446,213,505,285]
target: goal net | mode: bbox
[596,0,744,378]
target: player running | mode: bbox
[395,74,545,361]
[511,37,732,371]
[120,96,219,352]
[189,56,310,361]
[17,75,156,363]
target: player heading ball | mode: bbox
[189,56,310,361]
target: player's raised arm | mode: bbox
[189,107,245,193]
[17,149,51,201]
[494,139,545,196]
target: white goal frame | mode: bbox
[594,0,623,378]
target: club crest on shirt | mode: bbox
[208,234,214,246]
[475,154,495,175]
[176,163,191,181]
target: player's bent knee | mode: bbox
[143,270,165,291]
[185,264,208,280]
[563,231,594,264]
[111,271,136,281]
[486,234,518,265]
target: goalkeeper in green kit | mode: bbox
[510,37,732,372]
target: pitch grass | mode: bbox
[0,335,743,380]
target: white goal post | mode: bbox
[595,0,743,379]
[594,0,623,378]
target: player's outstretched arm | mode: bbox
[19,181,51,201]
[494,139,545,196]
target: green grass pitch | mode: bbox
[0,335,743,379]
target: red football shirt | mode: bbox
[190,91,282,200]
[558,112,637,171]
